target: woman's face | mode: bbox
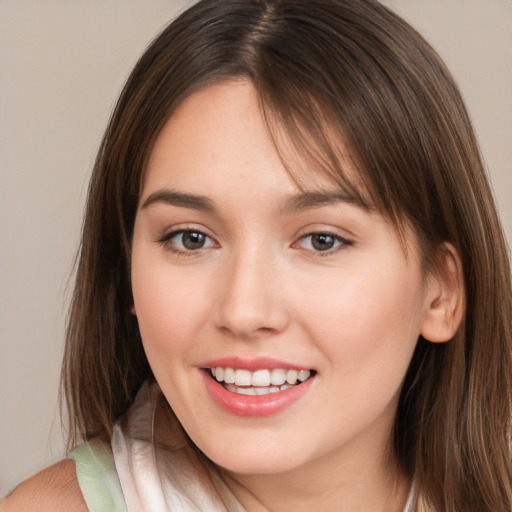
[131,81,433,477]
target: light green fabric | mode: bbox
[69,438,127,512]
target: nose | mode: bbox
[214,246,290,340]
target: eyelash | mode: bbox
[155,229,353,256]
[155,228,216,256]
[294,232,353,256]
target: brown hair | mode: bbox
[62,0,512,510]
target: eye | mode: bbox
[158,229,216,252]
[296,232,352,253]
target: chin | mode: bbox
[215,455,302,476]
[196,436,311,476]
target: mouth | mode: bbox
[206,367,315,396]
[200,357,316,416]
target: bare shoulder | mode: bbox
[2,459,87,512]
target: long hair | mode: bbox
[62,1,512,510]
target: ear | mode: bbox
[130,304,137,315]
[420,243,465,343]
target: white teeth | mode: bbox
[223,367,235,384]
[286,369,298,384]
[224,383,295,395]
[210,367,312,388]
[251,369,271,387]
[234,369,252,386]
[270,368,286,385]
[236,387,256,396]
[298,370,310,382]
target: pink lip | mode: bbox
[200,368,315,417]
[200,356,311,371]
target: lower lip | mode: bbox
[201,370,315,417]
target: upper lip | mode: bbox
[199,356,312,371]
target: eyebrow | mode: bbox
[140,187,368,215]
[281,190,366,214]
[140,189,215,212]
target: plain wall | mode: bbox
[1,0,510,493]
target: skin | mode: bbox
[4,80,462,511]
[130,80,452,511]
[1,460,87,511]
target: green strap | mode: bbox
[69,438,127,512]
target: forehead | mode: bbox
[143,80,371,211]
[142,80,297,206]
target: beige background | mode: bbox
[0,0,510,492]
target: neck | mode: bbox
[222,439,411,512]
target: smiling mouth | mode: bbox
[208,367,315,396]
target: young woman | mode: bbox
[3,0,511,510]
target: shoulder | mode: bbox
[2,459,87,512]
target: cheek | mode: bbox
[131,255,211,365]
[296,259,426,372]
[297,266,425,436]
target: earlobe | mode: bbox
[420,243,465,343]
[130,304,137,315]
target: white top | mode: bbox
[112,381,245,511]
